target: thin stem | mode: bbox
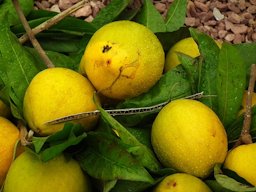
[13,0,55,68]
[19,0,86,44]
[233,64,256,148]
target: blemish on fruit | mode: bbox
[102,45,112,53]
[106,59,111,65]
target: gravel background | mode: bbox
[34,0,256,44]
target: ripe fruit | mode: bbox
[164,37,200,72]
[0,117,20,186]
[224,143,256,186]
[153,173,212,192]
[0,99,10,118]
[3,151,91,192]
[23,67,98,136]
[151,99,228,178]
[164,37,222,72]
[80,20,165,100]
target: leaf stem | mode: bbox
[19,0,86,44]
[18,121,33,146]
[233,64,256,148]
[13,0,55,68]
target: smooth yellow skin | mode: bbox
[0,100,10,118]
[80,20,165,100]
[3,151,91,192]
[164,37,222,72]
[153,173,212,192]
[151,99,228,178]
[0,117,20,186]
[224,143,256,186]
[23,67,98,136]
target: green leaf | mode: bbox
[190,28,220,112]
[31,123,86,162]
[234,43,256,75]
[205,180,234,192]
[103,180,117,192]
[217,43,246,127]
[178,53,199,93]
[76,132,154,183]
[96,102,161,172]
[214,164,256,191]
[0,12,40,118]
[165,0,187,32]
[0,0,34,26]
[135,0,166,33]
[25,47,78,71]
[156,27,190,52]
[117,65,191,126]
[227,106,256,143]
[11,16,96,36]
[91,0,131,29]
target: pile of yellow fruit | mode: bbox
[0,20,255,192]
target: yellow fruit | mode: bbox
[224,143,256,186]
[164,37,222,72]
[151,99,228,178]
[153,173,212,192]
[0,99,10,118]
[3,151,91,192]
[23,67,98,136]
[80,20,165,100]
[0,117,20,186]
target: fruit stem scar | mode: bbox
[102,45,112,53]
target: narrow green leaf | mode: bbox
[0,0,34,26]
[135,0,166,33]
[32,123,86,162]
[205,180,233,192]
[190,28,220,112]
[91,0,131,29]
[165,0,187,32]
[217,43,246,127]
[0,13,40,118]
[214,164,256,191]
[103,180,117,192]
[11,16,96,36]
[178,53,199,93]
[117,65,191,126]
[96,101,161,172]
[77,132,154,183]
[25,47,78,71]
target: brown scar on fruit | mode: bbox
[98,59,139,94]
[102,45,112,53]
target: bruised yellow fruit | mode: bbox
[164,37,222,72]
[23,67,98,136]
[80,20,165,100]
[153,173,212,192]
[0,117,20,186]
[224,143,256,186]
[151,99,228,178]
[0,99,10,118]
[3,151,91,192]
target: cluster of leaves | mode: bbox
[1,0,256,191]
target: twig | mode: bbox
[19,0,86,44]
[18,121,33,146]
[233,64,256,148]
[13,0,55,68]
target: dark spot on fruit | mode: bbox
[172,182,177,187]
[102,45,112,53]
[106,59,111,65]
